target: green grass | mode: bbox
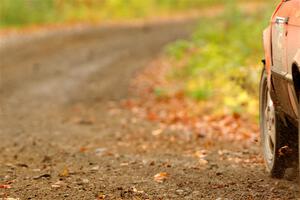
[0,0,56,27]
[1,0,263,28]
[164,2,277,118]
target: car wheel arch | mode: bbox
[292,62,300,102]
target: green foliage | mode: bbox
[0,0,56,27]
[166,2,276,117]
[0,0,261,27]
[166,40,191,60]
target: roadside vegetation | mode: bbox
[1,0,265,28]
[123,2,276,144]
[0,0,274,120]
[158,2,276,119]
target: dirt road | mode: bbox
[0,19,299,199]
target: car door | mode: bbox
[286,0,300,118]
[271,0,296,117]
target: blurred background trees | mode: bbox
[0,0,276,119]
[0,0,268,27]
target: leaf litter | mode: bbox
[123,58,259,144]
[153,172,169,183]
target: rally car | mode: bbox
[260,0,300,178]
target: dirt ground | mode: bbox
[0,17,299,199]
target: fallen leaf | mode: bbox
[147,112,158,121]
[152,129,163,136]
[0,184,11,189]
[59,167,69,177]
[195,150,207,159]
[154,172,169,183]
[79,147,88,152]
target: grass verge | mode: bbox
[159,2,277,119]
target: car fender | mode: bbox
[263,26,272,88]
[263,26,272,73]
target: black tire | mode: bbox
[260,69,288,178]
[299,93,300,181]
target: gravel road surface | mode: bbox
[0,18,299,200]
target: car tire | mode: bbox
[260,69,288,178]
[299,92,300,181]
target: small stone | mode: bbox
[149,161,155,166]
[33,174,51,180]
[209,163,218,170]
[95,148,107,156]
[91,165,99,171]
[51,181,65,188]
[175,189,185,195]
[120,163,129,166]
[216,171,223,176]
[82,178,89,184]
[16,163,29,168]
[51,184,61,188]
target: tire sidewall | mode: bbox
[260,69,287,178]
[259,69,275,171]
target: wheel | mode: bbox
[260,69,287,178]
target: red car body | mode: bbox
[263,0,300,121]
[260,0,300,177]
